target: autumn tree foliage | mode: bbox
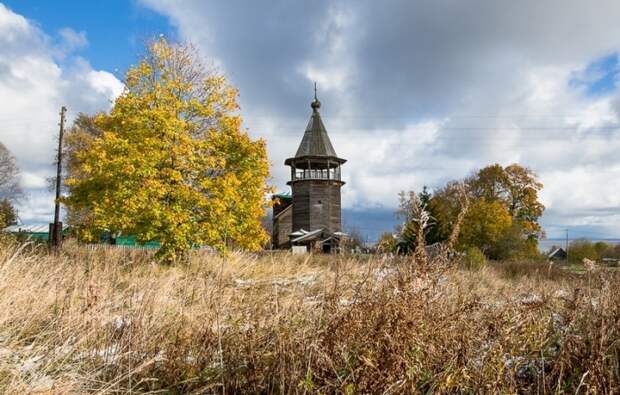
[458,199,512,255]
[65,39,270,260]
[62,114,101,233]
[466,164,544,237]
[376,232,398,253]
[396,163,544,259]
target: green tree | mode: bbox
[419,185,432,206]
[65,39,270,261]
[397,190,436,253]
[491,222,540,261]
[612,244,620,259]
[568,239,598,263]
[593,241,612,259]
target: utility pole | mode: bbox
[50,106,66,249]
[565,229,569,262]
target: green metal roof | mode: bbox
[273,192,292,200]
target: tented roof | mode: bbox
[294,105,338,158]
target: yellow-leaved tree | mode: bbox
[457,199,512,255]
[65,39,270,260]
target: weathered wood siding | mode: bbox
[273,197,292,218]
[291,180,342,233]
[272,199,292,249]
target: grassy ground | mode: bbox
[0,240,619,393]
[560,263,620,274]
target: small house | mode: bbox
[289,228,346,253]
[602,257,619,266]
[548,247,567,261]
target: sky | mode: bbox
[2,1,620,243]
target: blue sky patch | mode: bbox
[569,53,620,96]
[3,0,174,73]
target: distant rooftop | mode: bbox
[4,223,68,233]
[273,191,292,200]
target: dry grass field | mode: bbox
[0,240,618,394]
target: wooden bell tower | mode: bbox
[284,85,346,236]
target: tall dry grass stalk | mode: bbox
[447,183,470,250]
[0,239,618,393]
[410,196,430,266]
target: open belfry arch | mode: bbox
[272,85,347,253]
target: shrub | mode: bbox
[593,241,614,259]
[489,224,543,261]
[568,239,598,263]
[491,260,577,282]
[461,246,486,270]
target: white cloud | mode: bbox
[0,3,122,224]
[86,69,124,98]
[140,0,620,238]
[58,27,88,53]
[20,172,48,189]
[4,1,620,239]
